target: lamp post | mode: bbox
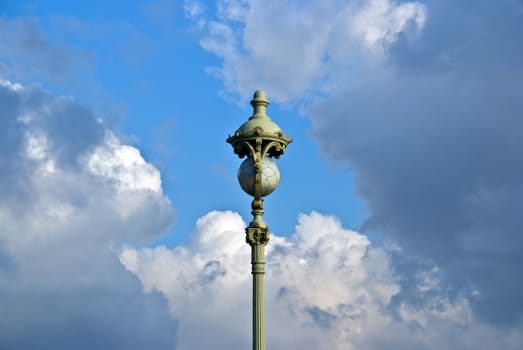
[227,90,292,350]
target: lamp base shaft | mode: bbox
[252,243,265,350]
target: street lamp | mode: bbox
[227,90,292,350]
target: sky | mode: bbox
[0,0,522,349]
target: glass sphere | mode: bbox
[238,156,280,197]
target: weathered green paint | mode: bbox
[227,91,292,350]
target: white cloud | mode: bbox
[185,0,426,102]
[122,210,521,349]
[87,132,162,193]
[351,0,426,50]
[0,78,23,91]
[217,0,249,22]
[307,0,523,327]
[0,80,176,349]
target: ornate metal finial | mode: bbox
[250,90,270,119]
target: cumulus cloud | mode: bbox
[0,80,176,349]
[185,0,426,102]
[187,0,523,330]
[309,0,523,326]
[122,210,522,349]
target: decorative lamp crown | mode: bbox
[227,90,292,160]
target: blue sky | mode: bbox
[1,0,523,349]
[1,0,365,246]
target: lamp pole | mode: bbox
[227,90,292,350]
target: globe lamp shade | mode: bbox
[237,156,280,197]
